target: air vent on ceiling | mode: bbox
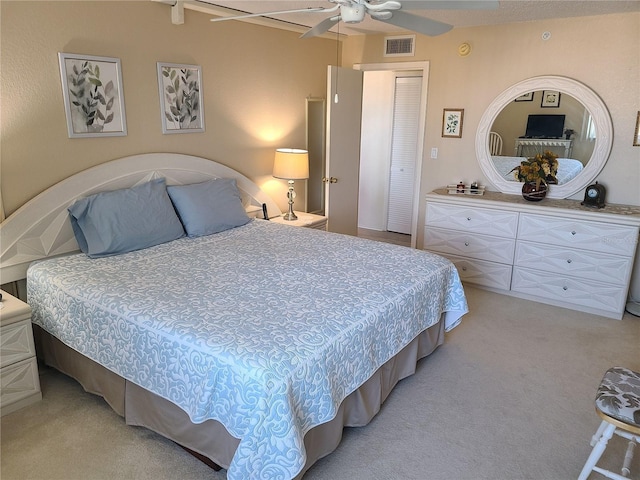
[384,35,415,57]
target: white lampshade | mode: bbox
[273,148,309,180]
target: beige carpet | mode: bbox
[2,286,639,480]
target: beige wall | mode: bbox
[2,4,639,250]
[0,1,335,216]
[342,13,639,247]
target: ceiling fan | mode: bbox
[209,0,499,38]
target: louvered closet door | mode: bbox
[386,76,421,235]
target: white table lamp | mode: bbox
[273,148,309,221]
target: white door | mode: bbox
[355,62,429,248]
[358,70,395,231]
[386,76,422,234]
[325,66,363,236]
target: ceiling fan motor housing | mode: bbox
[340,5,366,23]
[209,0,489,38]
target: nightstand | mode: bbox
[1,290,42,416]
[269,211,327,230]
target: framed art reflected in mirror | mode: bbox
[541,90,561,108]
[514,92,534,102]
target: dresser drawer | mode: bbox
[444,254,512,290]
[0,319,36,369]
[426,203,518,238]
[511,267,627,315]
[515,241,633,286]
[424,227,516,264]
[518,214,639,256]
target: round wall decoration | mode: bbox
[458,42,471,57]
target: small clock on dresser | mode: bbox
[581,182,606,209]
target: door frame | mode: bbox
[353,61,429,249]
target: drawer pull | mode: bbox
[571,231,577,235]
[462,267,467,272]
[464,241,470,247]
[563,286,568,291]
[466,217,471,221]
[566,259,572,264]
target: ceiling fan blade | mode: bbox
[300,15,341,39]
[396,0,499,10]
[210,6,327,23]
[376,10,452,36]
[366,1,402,12]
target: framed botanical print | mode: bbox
[157,62,205,134]
[58,53,127,138]
[442,108,464,138]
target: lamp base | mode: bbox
[283,180,298,221]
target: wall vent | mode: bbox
[384,35,415,57]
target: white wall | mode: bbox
[0,1,336,217]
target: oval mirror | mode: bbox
[475,76,613,199]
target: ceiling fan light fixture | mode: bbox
[340,5,366,23]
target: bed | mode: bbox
[492,155,584,184]
[0,153,467,480]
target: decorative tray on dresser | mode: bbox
[424,189,640,320]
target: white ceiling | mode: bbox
[193,0,640,37]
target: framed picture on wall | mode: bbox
[514,92,534,102]
[541,90,561,108]
[58,53,128,138]
[157,62,205,134]
[442,108,464,138]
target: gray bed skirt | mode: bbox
[35,318,445,478]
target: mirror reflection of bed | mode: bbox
[490,89,595,183]
[492,155,584,185]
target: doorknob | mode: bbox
[322,177,338,184]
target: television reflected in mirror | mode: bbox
[524,114,565,139]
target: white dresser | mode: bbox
[424,190,640,319]
[1,290,42,415]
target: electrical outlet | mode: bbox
[430,147,438,159]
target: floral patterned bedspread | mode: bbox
[28,219,467,480]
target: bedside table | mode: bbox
[269,211,327,230]
[1,290,42,416]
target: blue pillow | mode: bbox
[68,178,185,258]
[167,178,250,237]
